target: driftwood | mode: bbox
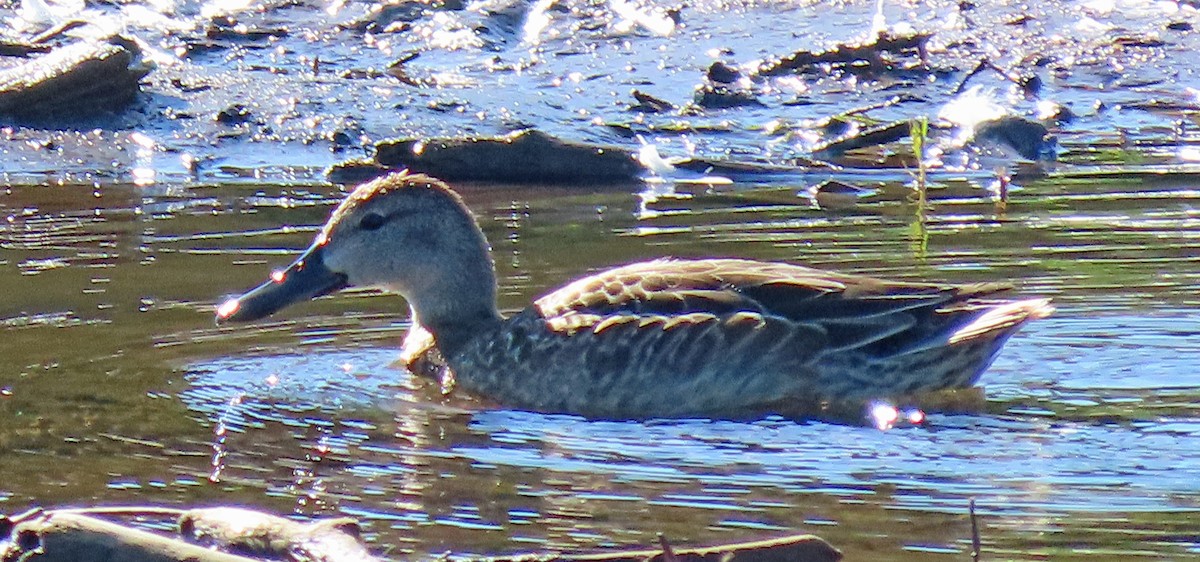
[180,507,379,562]
[329,134,836,186]
[670,157,834,180]
[0,40,51,57]
[502,533,842,562]
[0,509,259,562]
[810,120,912,156]
[1,507,840,562]
[754,31,931,77]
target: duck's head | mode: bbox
[217,172,499,330]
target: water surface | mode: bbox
[2,173,1199,560]
[3,0,1200,558]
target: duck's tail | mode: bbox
[948,297,1055,345]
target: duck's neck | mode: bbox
[403,232,504,358]
[410,300,502,358]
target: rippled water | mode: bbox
[2,171,1199,560]
[4,0,1200,556]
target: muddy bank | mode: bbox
[0,0,1196,183]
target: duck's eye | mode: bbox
[359,213,387,231]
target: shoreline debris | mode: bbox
[1,506,842,562]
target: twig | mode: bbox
[53,506,189,518]
[952,59,990,95]
[952,58,1040,97]
[29,19,89,44]
[969,498,981,562]
[13,506,47,523]
[657,533,679,562]
[836,94,919,119]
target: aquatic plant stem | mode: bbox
[910,116,929,209]
[908,116,930,259]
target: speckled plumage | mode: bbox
[219,172,1053,419]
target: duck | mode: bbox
[216,171,1053,419]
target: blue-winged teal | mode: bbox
[217,172,1053,419]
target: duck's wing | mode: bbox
[451,259,1051,416]
[534,258,1032,356]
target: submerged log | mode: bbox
[0,35,151,118]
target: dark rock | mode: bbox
[629,89,675,113]
[666,6,683,25]
[369,129,641,185]
[0,36,150,119]
[365,2,430,31]
[975,116,1056,161]
[329,129,355,148]
[1020,74,1042,97]
[693,84,763,109]
[706,61,741,84]
[215,104,253,125]
[806,179,874,210]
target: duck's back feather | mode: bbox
[430,258,1047,418]
[533,258,1015,356]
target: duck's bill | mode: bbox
[216,244,348,324]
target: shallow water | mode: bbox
[4,0,1200,557]
[2,172,1199,560]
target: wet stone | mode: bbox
[215,104,253,125]
[706,60,742,84]
[629,89,675,113]
[367,129,642,185]
[693,84,763,109]
[0,35,150,119]
[974,116,1057,162]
